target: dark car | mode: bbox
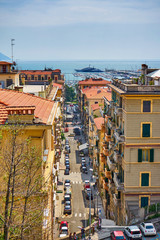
[86,189,93,200]
[64,205,71,215]
[64,169,70,175]
[64,194,71,202]
[65,160,70,165]
[65,179,70,184]
[81,166,88,174]
[66,164,70,170]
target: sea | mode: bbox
[17,60,160,83]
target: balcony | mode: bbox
[105,169,112,179]
[114,129,125,143]
[105,133,111,142]
[108,179,115,192]
[113,150,122,164]
[107,155,116,171]
[103,146,109,156]
[113,193,121,206]
[100,153,106,163]
[109,141,114,150]
[114,106,122,117]
[113,172,124,191]
[103,180,109,191]
[107,119,116,130]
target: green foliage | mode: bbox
[147,213,160,220]
[61,132,65,141]
[65,85,76,102]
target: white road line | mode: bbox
[75,213,77,217]
[84,213,86,217]
[72,181,75,184]
[79,213,82,217]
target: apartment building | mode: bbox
[102,79,160,225]
[0,89,62,240]
[0,60,19,88]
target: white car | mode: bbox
[59,226,68,238]
[139,222,156,236]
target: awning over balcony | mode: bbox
[79,143,89,151]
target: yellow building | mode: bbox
[0,89,62,240]
[103,79,160,225]
[0,61,19,88]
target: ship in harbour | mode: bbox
[75,65,103,72]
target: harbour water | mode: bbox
[17,60,160,84]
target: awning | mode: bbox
[79,143,89,151]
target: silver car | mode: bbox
[124,226,142,240]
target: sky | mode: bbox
[0,0,160,61]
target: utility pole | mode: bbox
[11,39,15,63]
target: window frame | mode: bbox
[139,195,150,208]
[141,122,152,138]
[142,100,152,113]
[140,172,151,187]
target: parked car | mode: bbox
[139,222,156,236]
[65,187,71,195]
[85,189,93,200]
[65,179,70,184]
[60,221,68,230]
[84,180,90,190]
[64,205,71,215]
[65,154,69,158]
[124,226,142,240]
[66,164,70,170]
[64,182,71,190]
[64,127,68,132]
[65,160,70,166]
[65,138,69,144]
[59,226,68,238]
[111,231,126,240]
[64,169,70,175]
[81,166,88,174]
[64,194,71,202]
[65,200,71,206]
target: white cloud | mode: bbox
[0,0,160,27]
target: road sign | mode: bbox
[99,209,101,215]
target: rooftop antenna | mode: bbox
[11,39,15,63]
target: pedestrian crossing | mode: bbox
[74,213,86,218]
[72,181,82,184]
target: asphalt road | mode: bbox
[58,105,94,234]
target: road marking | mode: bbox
[75,213,77,217]
[79,213,82,217]
[84,213,86,217]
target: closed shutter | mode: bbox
[150,149,154,162]
[143,101,151,112]
[141,173,149,186]
[141,197,149,208]
[138,149,142,162]
[142,124,150,137]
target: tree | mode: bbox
[0,123,47,240]
[65,85,76,102]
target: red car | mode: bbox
[65,128,68,132]
[60,221,68,230]
[110,231,126,240]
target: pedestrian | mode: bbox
[69,233,73,240]
[73,232,77,239]
[81,227,85,240]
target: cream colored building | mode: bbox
[103,79,160,225]
[0,61,19,88]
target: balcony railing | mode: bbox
[108,179,115,193]
[103,147,109,156]
[113,172,124,191]
[113,150,122,164]
[107,156,116,171]
[114,106,122,117]
[105,133,111,142]
[113,193,121,206]
[107,119,116,130]
[103,180,109,191]
[114,129,125,143]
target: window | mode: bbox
[138,149,154,162]
[141,197,149,208]
[143,101,151,112]
[141,173,149,186]
[142,124,150,137]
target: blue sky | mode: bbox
[0,0,160,60]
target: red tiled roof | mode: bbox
[94,117,104,130]
[91,103,100,111]
[0,61,12,65]
[52,83,63,89]
[0,89,55,124]
[79,78,111,86]
[84,88,112,101]
[20,70,53,75]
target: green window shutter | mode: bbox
[141,173,149,186]
[138,149,142,162]
[150,149,154,162]
[142,124,150,137]
[141,197,149,208]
